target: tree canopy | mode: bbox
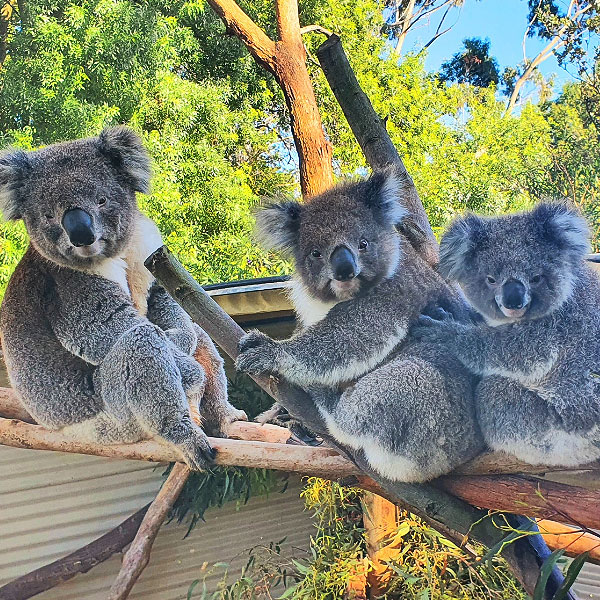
[1,0,598,301]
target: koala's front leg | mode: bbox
[412,315,558,379]
[236,293,408,387]
[97,322,215,470]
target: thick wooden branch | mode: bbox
[0,505,150,600]
[316,34,439,265]
[205,0,276,71]
[108,463,190,600]
[3,386,600,480]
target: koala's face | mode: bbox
[439,203,591,324]
[0,127,150,269]
[255,171,406,302]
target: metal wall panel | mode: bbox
[0,445,313,599]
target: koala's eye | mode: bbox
[358,238,369,251]
[486,275,497,285]
[311,249,322,259]
[530,274,543,285]
[45,213,54,221]
[98,196,107,206]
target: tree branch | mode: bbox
[0,505,150,600]
[107,463,190,600]
[205,0,276,72]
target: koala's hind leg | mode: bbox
[97,323,216,470]
[476,376,600,467]
[191,325,247,436]
[315,354,482,482]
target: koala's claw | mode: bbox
[236,330,281,376]
[178,431,217,471]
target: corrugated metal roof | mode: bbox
[0,445,313,599]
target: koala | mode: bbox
[413,203,600,466]
[236,171,484,482]
[0,127,246,469]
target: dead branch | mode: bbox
[2,394,599,480]
[107,463,190,600]
[0,505,149,600]
[315,34,439,265]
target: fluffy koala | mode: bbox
[414,203,600,466]
[0,127,245,469]
[236,171,484,482]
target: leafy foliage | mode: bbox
[189,479,529,599]
[439,37,500,88]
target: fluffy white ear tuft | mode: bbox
[365,168,408,226]
[438,213,484,281]
[254,201,302,254]
[0,150,30,221]
[98,126,151,194]
[533,202,591,257]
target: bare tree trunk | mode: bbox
[206,0,334,197]
[316,34,439,265]
[363,493,400,598]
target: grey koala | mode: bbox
[0,127,246,469]
[414,203,600,466]
[236,171,484,482]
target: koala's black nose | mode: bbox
[62,208,96,247]
[331,245,357,281]
[502,279,527,309]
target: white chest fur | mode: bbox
[89,213,163,315]
[286,278,338,328]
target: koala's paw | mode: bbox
[213,405,249,437]
[420,305,455,322]
[178,429,217,471]
[411,315,461,344]
[236,330,282,376]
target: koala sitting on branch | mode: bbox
[414,203,600,467]
[236,170,484,482]
[0,127,246,469]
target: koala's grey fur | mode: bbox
[414,203,600,466]
[236,171,483,482]
[0,127,245,469]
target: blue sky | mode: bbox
[402,0,572,88]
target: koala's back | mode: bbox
[1,247,102,426]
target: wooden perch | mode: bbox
[108,463,191,600]
[3,386,600,480]
[0,505,150,600]
[1,413,599,532]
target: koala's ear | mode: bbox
[438,213,485,280]
[363,168,408,226]
[254,201,302,253]
[98,126,151,194]
[0,150,30,221]
[532,202,591,257]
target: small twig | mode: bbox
[107,463,191,600]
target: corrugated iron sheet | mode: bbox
[0,445,313,599]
